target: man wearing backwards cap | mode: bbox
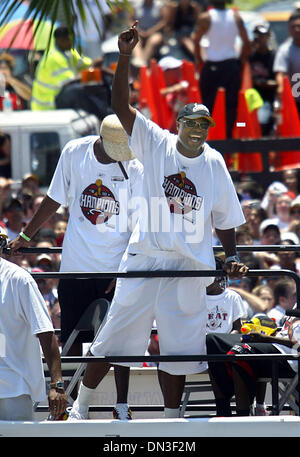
[9,114,143,420]
[68,21,248,421]
[0,229,66,420]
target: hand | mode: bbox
[118,21,139,55]
[223,261,248,279]
[48,387,67,418]
[105,278,116,294]
[241,332,265,343]
[8,235,29,256]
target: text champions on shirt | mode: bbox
[86,187,205,243]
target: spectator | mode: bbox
[0,230,66,420]
[0,53,31,110]
[31,26,94,112]
[0,132,11,179]
[248,206,267,244]
[273,192,293,231]
[289,195,300,224]
[252,284,275,312]
[273,10,300,115]
[277,234,300,275]
[206,256,245,334]
[128,0,168,66]
[193,0,251,138]
[159,56,189,132]
[256,219,281,269]
[249,24,277,136]
[206,313,300,416]
[2,195,25,241]
[9,114,143,420]
[54,219,67,246]
[267,278,297,327]
[21,173,40,198]
[282,169,300,199]
[260,181,288,219]
[164,0,202,59]
[68,22,248,422]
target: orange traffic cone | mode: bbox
[138,66,159,124]
[149,59,172,128]
[207,87,226,140]
[181,60,201,103]
[274,75,300,170]
[232,90,263,172]
[240,61,253,92]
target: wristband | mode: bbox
[19,231,31,242]
[225,255,240,264]
[119,53,131,57]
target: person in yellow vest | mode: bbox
[31,26,93,111]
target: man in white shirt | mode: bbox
[68,22,248,421]
[0,230,66,420]
[267,278,297,327]
[9,114,143,420]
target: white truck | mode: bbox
[0,109,100,188]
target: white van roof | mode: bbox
[0,109,98,129]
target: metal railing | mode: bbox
[10,244,300,416]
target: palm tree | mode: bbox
[0,0,131,51]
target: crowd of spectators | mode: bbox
[0,1,300,347]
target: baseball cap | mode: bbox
[259,219,280,236]
[281,232,299,245]
[100,114,135,162]
[291,195,300,208]
[158,56,182,71]
[253,24,270,35]
[177,103,216,127]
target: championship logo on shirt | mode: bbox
[80,179,120,225]
[162,171,203,215]
[207,306,228,331]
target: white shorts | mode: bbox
[91,251,212,375]
[0,395,33,421]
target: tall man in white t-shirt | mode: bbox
[9,114,143,420]
[68,22,249,421]
[0,230,66,420]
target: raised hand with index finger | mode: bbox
[118,21,139,56]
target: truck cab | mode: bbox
[0,109,100,188]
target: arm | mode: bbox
[111,22,139,135]
[192,12,210,66]
[233,10,252,61]
[6,76,32,101]
[38,331,67,417]
[232,318,242,334]
[8,195,60,253]
[215,227,248,278]
[229,286,269,314]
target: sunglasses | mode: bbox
[180,119,210,129]
[290,208,300,214]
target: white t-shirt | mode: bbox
[127,110,245,270]
[0,258,53,401]
[204,8,239,62]
[47,136,143,272]
[267,304,287,327]
[206,288,245,333]
[273,315,300,372]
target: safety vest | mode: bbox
[31,47,92,110]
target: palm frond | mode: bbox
[0,0,131,51]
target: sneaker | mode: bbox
[67,401,89,421]
[113,404,132,420]
[252,403,270,416]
